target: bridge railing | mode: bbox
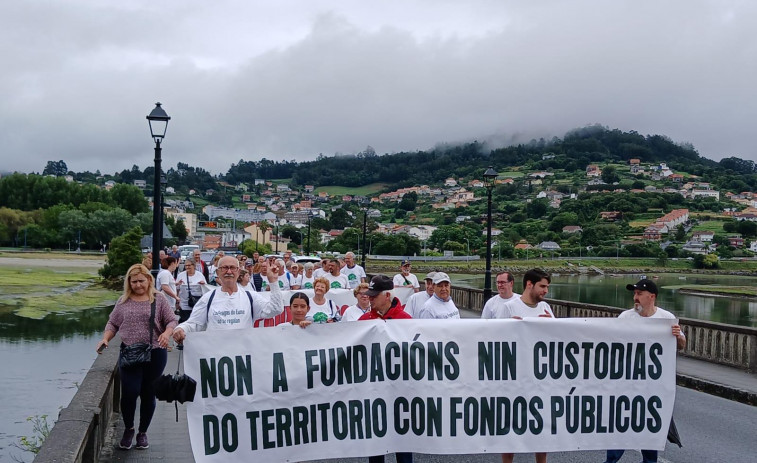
[448,285,757,373]
[34,336,121,463]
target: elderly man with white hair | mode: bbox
[172,255,283,342]
[416,272,460,320]
[340,251,366,289]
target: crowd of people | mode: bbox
[97,248,685,463]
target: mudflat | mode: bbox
[0,255,106,270]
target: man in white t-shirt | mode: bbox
[340,251,366,289]
[494,268,553,463]
[172,256,283,340]
[417,272,459,319]
[393,259,420,293]
[325,259,349,289]
[404,272,435,318]
[481,271,520,319]
[605,278,686,463]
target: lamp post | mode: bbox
[306,212,313,255]
[483,166,498,301]
[274,219,280,254]
[361,201,369,268]
[147,102,170,280]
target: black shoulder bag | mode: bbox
[186,278,199,308]
[119,300,155,368]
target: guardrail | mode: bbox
[450,285,757,373]
[34,336,121,463]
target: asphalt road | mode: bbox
[309,386,757,463]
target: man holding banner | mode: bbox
[604,278,686,463]
[495,268,553,463]
[171,256,283,342]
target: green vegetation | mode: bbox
[0,266,119,319]
[315,183,387,196]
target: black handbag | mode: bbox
[119,300,155,368]
[186,280,199,308]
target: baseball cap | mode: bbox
[365,275,394,296]
[432,272,451,284]
[424,272,437,281]
[401,259,411,266]
[626,279,658,295]
[245,260,253,267]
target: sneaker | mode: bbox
[135,432,149,449]
[119,428,135,450]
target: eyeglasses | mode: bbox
[218,266,239,272]
[496,280,512,285]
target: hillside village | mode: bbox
[143,157,757,261]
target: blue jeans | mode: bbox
[368,453,413,463]
[119,347,167,433]
[605,449,658,463]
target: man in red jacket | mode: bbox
[360,275,411,321]
[359,274,412,463]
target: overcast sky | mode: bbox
[2,0,756,176]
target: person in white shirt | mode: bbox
[172,256,283,340]
[416,272,460,319]
[605,278,686,463]
[494,268,553,463]
[340,252,366,289]
[341,283,371,321]
[325,259,349,289]
[404,272,436,318]
[288,261,303,290]
[175,258,207,323]
[300,263,316,289]
[237,268,256,293]
[313,257,330,279]
[481,271,520,319]
[156,257,180,307]
[393,259,420,293]
[306,277,341,322]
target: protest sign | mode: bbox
[183,318,677,462]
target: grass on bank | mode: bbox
[314,183,388,196]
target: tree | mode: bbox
[99,227,144,281]
[601,166,620,184]
[42,160,68,176]
[330,208,352,229]
[110,183,149,214]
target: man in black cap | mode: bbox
[393,259,419,293]
[604,278,686,463]
[359,275,412,321]
[359,275,412,463]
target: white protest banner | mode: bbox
[183,318,677,462]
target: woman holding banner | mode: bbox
[289,292,313,328]
[341,283,371,321]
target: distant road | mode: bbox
[0,255,105,269]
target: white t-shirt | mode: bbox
[176,271,207,311]
[342,304,370,322]
[156,269,176,301]
[481,293,521,319]
[494,297,554,319]
[341,265,366,289]
[177,285,283,332]
[289,273,303,288]
[306,298,341,322]
[404,291,432,318]
[393,273,420,289]
[300,275,315,290]
[618,306,676,320]
[325,273,349,290]
[313,268,327,279]
[417,295,460,319]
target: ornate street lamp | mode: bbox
[147,102,170,279]
[483,166,498,301]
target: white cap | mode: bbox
[432,272,451,284]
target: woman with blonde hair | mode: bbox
[342,282,371,321]
[96,264,177,450]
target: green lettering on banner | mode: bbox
[272,352,288,392]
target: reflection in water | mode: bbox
[0,305,111,342]
[680,293,714,321]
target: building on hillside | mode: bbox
[600,211,622,221]
[691,189,720,200]
[586,165,602,177]
[562,226,583,234]
[682,240,708,255]
[692,231,714,242]
[537,241,561,251]
[133,180,146,189]
[444,178,458,187]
